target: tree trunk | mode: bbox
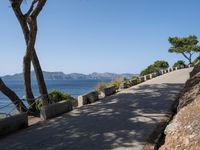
[181,52,192,64]
[0,78,27,112]
[27,18,49,106]
[32,49,49,105]
[10,0,49,110]
[23,52,35,109]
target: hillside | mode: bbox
[159,64,200,150]
[1,71,135,80]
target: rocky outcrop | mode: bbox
[159,65,200,150]
[159,96,200,150]
[190,63,200,77]
[177,72,200,111]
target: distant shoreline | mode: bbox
[1,71,137,81]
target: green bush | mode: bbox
[140,60,169,76]
[140,64,159,76]
[36,89,75,109]
[173,60,186,68]
[153,60,169,69]
[48,89,75,103]
[131,76,141,84]
[131,75,138,80]
[123,79,132,88]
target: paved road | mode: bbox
[0,68,192,150]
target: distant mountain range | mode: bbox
[1,71,136,80]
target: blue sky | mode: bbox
[0,0,200,76]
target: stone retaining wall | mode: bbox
[40,100,73,120]
[101,86,116,97]
[0,113,28,136]
[78,91,99,107]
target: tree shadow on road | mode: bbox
[1,83,184,150]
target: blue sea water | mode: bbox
[0,79,109,114]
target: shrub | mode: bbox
[95,82,109,93]
[131,75,141,84]
[153,60,169,69]
[140,65,159,76]
[173,60,186,68]
[110,77,124,89]
[123,78,132,88]
[48,89,75,103]
[131,75,139,80]
[36,89,75,109]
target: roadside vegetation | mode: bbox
[36,90,76,109]
[173,60,186,68]
[95,77,127,92]
[140,60,169,76]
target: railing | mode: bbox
[0,95,43,119]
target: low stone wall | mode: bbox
[120,82,129,89]
[173,67,177,71]
[78,91,99,107]
[101,86,116,97]
[153,71,160,77]
[168,68,172,72]
[0,113,28,136]
[144,74,151,80]
[40,100,73,120]
[139,76,145,82]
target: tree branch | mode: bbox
[10,0,30,45]
[25,0,38,17]
[0,78,27,112]
[181,52,192,64]
[31,0,47,18]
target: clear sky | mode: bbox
[0,0,200,76]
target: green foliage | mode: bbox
[131,75,138,80]
[131,76,141,84]
[140,60,169,76]
[153,60,169,69]
[123,78,132,88]
[36,89,75,109]
[173,60,186,68]
[48,89,75,103]
[168,35,200,64]
[140,64,159,76]
[192,55,200,65]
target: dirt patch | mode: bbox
[28,116,41,126]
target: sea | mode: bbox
[0,79,109,115]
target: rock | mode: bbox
[177,72,200,111]
[190,64,200,78]
[159,66,200,150]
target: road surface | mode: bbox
[0,68,192,150]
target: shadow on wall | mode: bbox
[0,83,184,150]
